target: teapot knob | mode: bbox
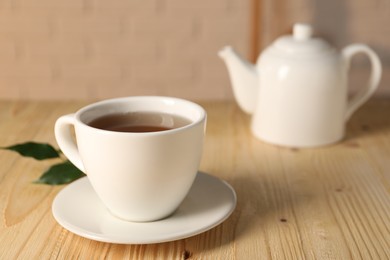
[293,23,313,41]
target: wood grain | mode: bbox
[0,99,389,259]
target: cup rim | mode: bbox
[74,96,206,135]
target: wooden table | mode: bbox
[0,99,389,259]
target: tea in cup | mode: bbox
[55,96,207,222]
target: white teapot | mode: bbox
[219,23,382,147]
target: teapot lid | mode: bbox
[272,23,332,54]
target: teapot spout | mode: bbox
[218,46,258,114]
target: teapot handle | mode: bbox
[342,44,382,121]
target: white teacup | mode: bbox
[55,96,207,222]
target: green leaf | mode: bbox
[34,161,85,185]
[2,142,60,160]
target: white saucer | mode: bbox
[52,172,236,244]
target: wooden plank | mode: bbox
[0,100,389,259]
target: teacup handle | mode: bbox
[55,114,86,173]
[342,44,382,121]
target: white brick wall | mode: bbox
[0,0,251,100]
[1,0,387,100]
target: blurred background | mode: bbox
[0,0,388,100]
